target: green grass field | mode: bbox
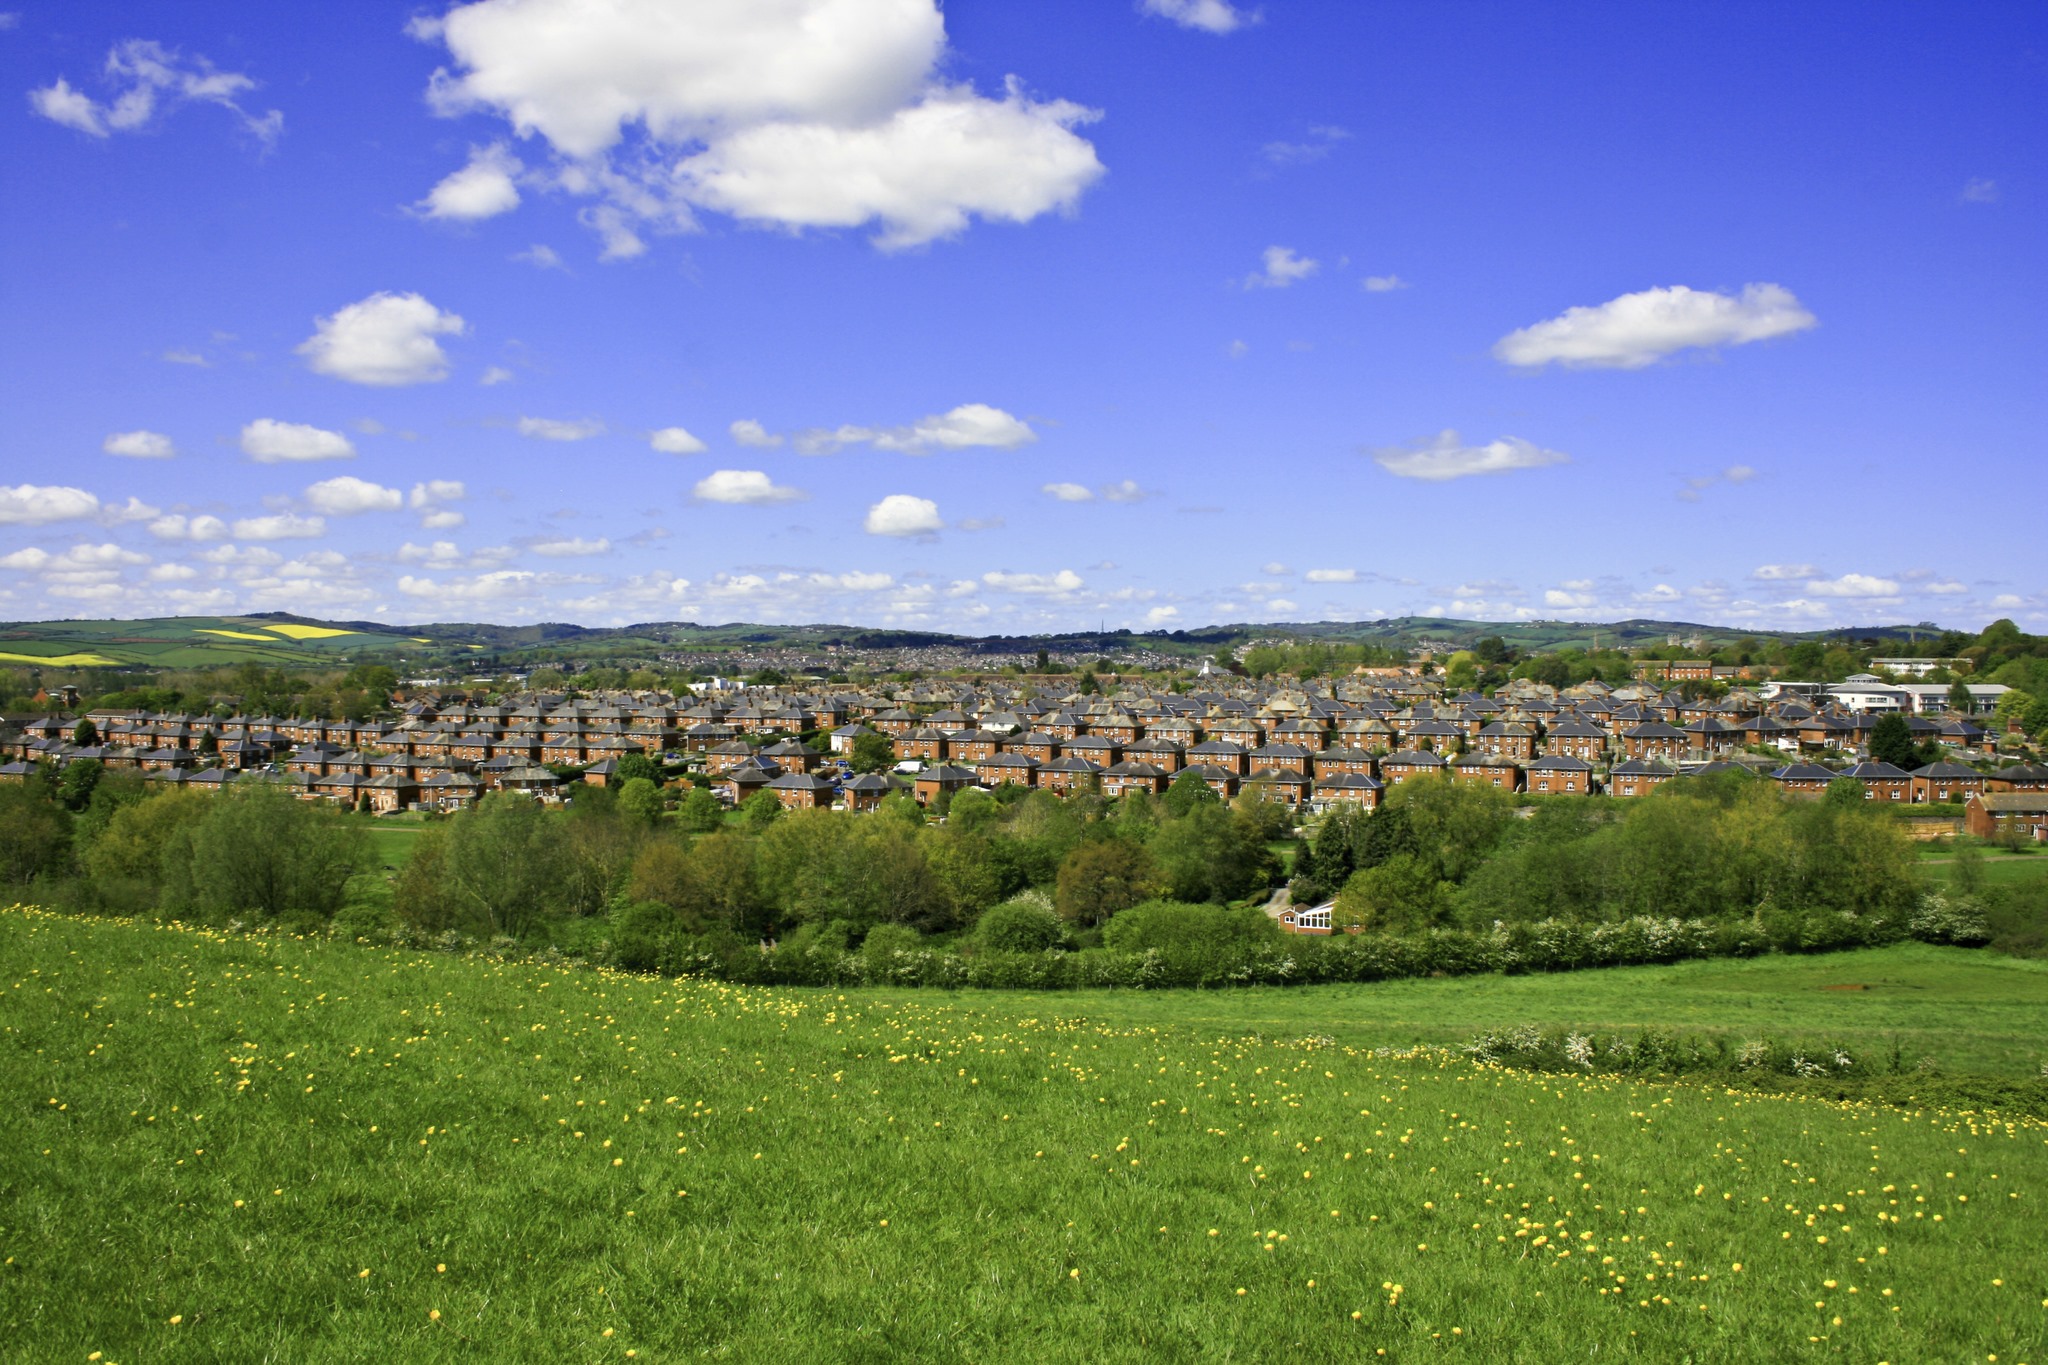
[874,945,2048,1078]
[3,909,2044,1362]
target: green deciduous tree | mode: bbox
[1054,837,1160,926]
[184,785,366,924]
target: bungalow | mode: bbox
[1838,761,1913,802]
[1963,793,2048,842]
[1910,761,1985,805]
[1608,759,1679,798]
[1768,762,1838,799]
[912,764,982,808]
[1272,901,1334,935]
[1312,771,1383,811]
[1525,755,1593,796]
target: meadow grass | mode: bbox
[884,945,2048,1078]
[3,908,2044,1363]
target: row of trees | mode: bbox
[0,765,364,924]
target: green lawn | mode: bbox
[3,909,2046,1362]
[356,821,426,871]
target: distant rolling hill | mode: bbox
[0,611,1951,672]
[0,614,445,669]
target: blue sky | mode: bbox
[2,0,2041,633]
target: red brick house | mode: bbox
[1768,762,1838,799]
[1312,772,1382,810]
[1474,721,1537,760]
[975,753,1040,789]
[1176,762,1239,800]
[1910,761,1985,804]
[1246,742,1311,775]
[1378,750,1447,786]
[1964,793,2048,841]
[1186,739,1248,775]
[1621,723,1688,762]
[912,764,982,807]
[1608,759,1678,798]
[1103,760,1171,799]
[1524,755,1593,795]
[894,728,949,763]
[768,771,837,810]
[1449,753,1522,792]
[1038,755,1104,795]
[1839,761,1912,802]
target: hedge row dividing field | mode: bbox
[3,908,2044,1362]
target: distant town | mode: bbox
[7,629,2045,852]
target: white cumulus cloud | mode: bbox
[530,536,611,557]
[982,568,1084,595]
[792,403,1037,455]
[414,0,1104,253]
[1042,482,1093,502]
[863,494,942,537]
[0,485,101,525]
[1139,0,1254,33]
[1369,430,1569,482]
[730,419,783,449]
[1493,283,1817,369]
[147,513,229,542]
[517,416,605,441]
[304,476,403,515]
[1145,605,1181,626]
[240,419,355,463]
[232,513,326,541]
[692,469,804,505]
[1751,563,1820,581]
[29,39,282,145]
[297,292,466,386]
[1305,568,1357,583]
[650,426,708,454]
[1244,244,1317,289]
[1361,274,1407,293]
[103,430,175,459]
[418,142,523,219]
[1804,573,1902,598]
